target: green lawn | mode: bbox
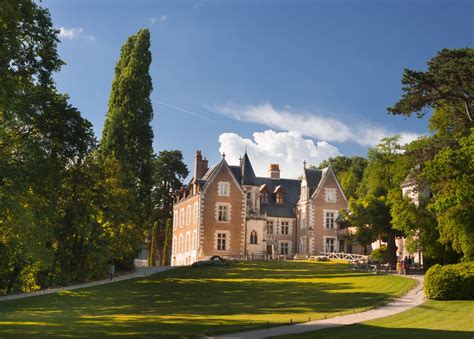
[0,260,415,337]
[278,299,474,338]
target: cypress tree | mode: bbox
[100,28,154,204]
[99,29,154,268]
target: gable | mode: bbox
[311,167,348,204]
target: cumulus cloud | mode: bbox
[58,27,95,41]
[219,130,340,179]
[214,103,420,147]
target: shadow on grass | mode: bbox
[0,261,414,337]
[288,324,474,339]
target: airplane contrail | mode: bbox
[154,100,214,121]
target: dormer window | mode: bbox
[274,185,284,204]
[260,184,268,204]
[276,192,284,204]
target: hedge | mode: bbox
[424,262,474,300]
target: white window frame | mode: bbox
[267,220,274,234]
[324,236,337,253]
[178,234,183,253]
[324,210,338,229]
[280,241,289,255]
[216,203,230,222]
[325,188,337,203]
[185,232,190,252]
[179,208,184,228]
[281,221,290,235]
[173,211,178,228]
[218,181,230,197]
[216,231,229,251]
[193,202,198,224]
[192,230,197,250]
[186,205,191,226]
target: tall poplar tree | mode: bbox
[99,29,154,267]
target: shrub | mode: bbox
[371,245,387,263]
[424,262,474,300]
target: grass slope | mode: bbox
[283,299,474,338]
[0,260,415,337]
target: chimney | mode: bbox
[269,163,280,179]
[194,150,208,181]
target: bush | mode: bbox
[370,245,387,263]
[424,262,474,300]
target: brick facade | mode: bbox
[171,151,364,266]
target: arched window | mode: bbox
[250,230,258,244]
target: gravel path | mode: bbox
[214,275,425,339]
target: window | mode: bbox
[325,188,337,203]
[247,192,251,200]
[178,235,183,253]
[280,242,289,255]
[186,205,191,225]
[193,202,198,223]
[250,230,258,244]
[300,209,306,229]
[218,182,230,196]
[267,220,274,234]
[300,236,307,254]
[185,233,190,252]
[179,208,184,228]
[276,192,284,204]
[325,211,336,229]
[217,204,229,222]
[217,233,227,250]
[281,221,289,235]
[172,237,177,254]
[173,211,178,228]
[261,192,268,204]
[192,230,197,250]
[325,238,335,253]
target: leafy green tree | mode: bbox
[317,156,368,199]
[388,48,474,123]
[349,136,410,267]
[0,0,97,292]
[423,129,474,260]
[150,150,188,265]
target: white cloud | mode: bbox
[150,17,157,24]
[160,15,167,23]
[58,27,83,40]
[214,103,420,147]
[219,130,340,179]
[58,27,95,41]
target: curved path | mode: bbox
[214,275,425,339]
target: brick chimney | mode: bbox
[269,163,280,179]
[194,150,208,181]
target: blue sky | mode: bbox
[45,0,473,178]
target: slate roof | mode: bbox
[304,167,324,196]
[241,152,258,185]
[256,177,301,218]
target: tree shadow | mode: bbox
[0,261,414,337]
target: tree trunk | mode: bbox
[386,231,397,269]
